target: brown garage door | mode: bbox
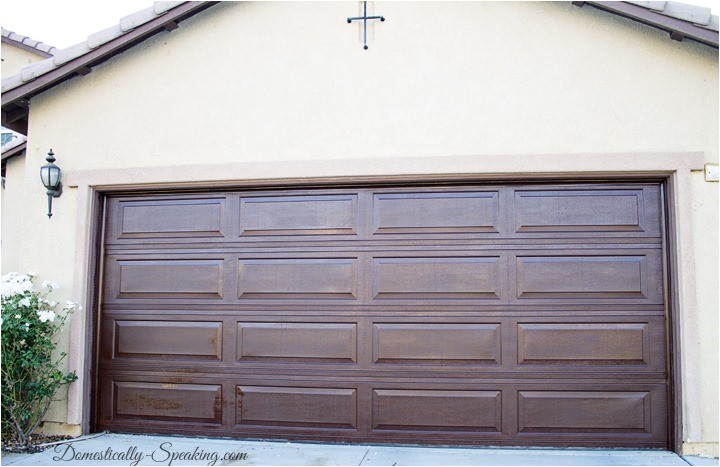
[96,182,669,447]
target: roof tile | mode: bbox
[36,43,54,54]
[20,59,56,82]
[1,27,58,56]
[22,38,39,48]
[629,1,667,11]
[154,1,185,15]
[120,6,162,32]
[661,2,712,25]
[53,42,92,66]
[698,14,719,32]
[1,74,24,93]
[87,24,124,49]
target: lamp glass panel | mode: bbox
[40,166,51,187]
[49,167,60,187]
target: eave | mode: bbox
[1,1,219,135]
[574,1,719,48]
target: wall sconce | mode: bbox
[39,149,62,218]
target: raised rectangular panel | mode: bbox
[119,198,224,238]
[114,321,222,360]
[372,390,501,432]
[516,256,647,299]
[518,391,650,433]
[237,323,357,362]
[238,259,356,299]
[373,323,500,364]
[373,257,500,299]
[517,323,648,365]
[117,260,223,299]
[515,190,644,233]
[239,195,358,236]
[373,192,499,234]
[114,382,222,423]
[236,386,357,428]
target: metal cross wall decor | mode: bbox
[347,1,385,50]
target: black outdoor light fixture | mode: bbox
[39,149,62,218]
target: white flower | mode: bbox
[1,272,35,297]
[37,310,56,323]
[19,339,25,346]
[24,322,30,330]
[14,314,21,319]
[19,297,31,307]
[65,301,81,310]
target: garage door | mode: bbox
[96,182,669,447]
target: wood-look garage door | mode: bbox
[96,182,669,447]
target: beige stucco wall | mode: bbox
[1,42,46,79]
[1,155,25,272]
[2,2,717,455]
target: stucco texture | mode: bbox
[2,1,717,456]
[1,42,45,79]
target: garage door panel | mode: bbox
[120,198,226,239]
[515,190,642,233]
[373,257,502,300]
[372,323,501,365]
[236,386,357,429]
[113,381,222,424]
[517,391,651,433]
[515,252,662,303]
[112,320,223,361]
[110,259,225,300]
[372,191,499,235]
[237,322,357,363]
[238,258,357,300]
[239,194,358,237]
[513,186,661,238]
[372,389,502,432]
[106,196,229,242]
[517,323,649,366]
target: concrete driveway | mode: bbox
[1,433,717,466]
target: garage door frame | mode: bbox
[76,173,682,452]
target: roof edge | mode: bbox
[576,1,719,48]
[1,140,27,162]
[1,1,218,108]
[1,28,57,57]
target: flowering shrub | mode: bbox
[1,273,79,450]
